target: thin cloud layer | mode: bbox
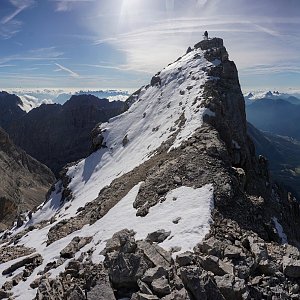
[50,0,96,12]
[55,63,80,78]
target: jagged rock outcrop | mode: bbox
[7,94,127,175]
[0,128,55,230]
[1,38,300,300]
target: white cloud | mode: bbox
[50,0,95,12]
[55,63,80,78]
[0,0,35,39]
[1,0,35,24]
[0,47,65,64]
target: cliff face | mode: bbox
[0,128,55,230]
[0,91,26,131]
[1,38,300,299]
[7,95,127,175]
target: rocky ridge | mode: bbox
[1,38,300,299]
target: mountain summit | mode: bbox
[1,38,300,299]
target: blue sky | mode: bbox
[0,0,299,90]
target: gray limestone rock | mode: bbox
[196,237,223,257]
[142,267,169,284]
[161,289,190,300]
[215,274,247,300]
[146,229,171,244]
[200,255,234,276]
[2,253,43,276]
[224,245,242,259]
[87,280,116,300]
[282,256,300,278]
[0,289,12,299]
[151,276,171,296]
[180,266,224,300]
[104,229,136,254]
[60,236,92,259]
[137,241,172,268]
[136,293,159,300]
[176,252,195,267]
[137,279,153,295]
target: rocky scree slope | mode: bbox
[1,38,300,299]
[0,128,55,231]
[7,95,127,175]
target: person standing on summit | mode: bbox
[204,31,208,40]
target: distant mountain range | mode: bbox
[244,90,300,105]
[244,92,300,198]
[0,92,128,175]
[248,123,300,198]
[5,88,131,112]
[246,97,300,140]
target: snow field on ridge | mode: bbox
[0,183,214,299]
[50,46,214,221]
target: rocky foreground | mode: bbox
[1,38,300,299]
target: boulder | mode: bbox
[224,245,242,259]
[2,253,43,275]
[91,125,105,152]
[180,266,224,300]
[257,259,278,276]
[249,240,268,263]
[200,255,234,276]
[196,237,223,257]
[0,289,12,299]
[146,229,171,244]
[151,76,161,87]
[87,279,116,300]
[176,252,195,267]
[106,252,149,289]
[282,256,300,278]
[104,229,136,254]
[142,267,169,284]
[136,293,159,300]
[137,279,153,295]
[151,276,171,296]
[215,274,248,300]
[161,288,190,300]
[137,241,172,268]
[60,236,92,259]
